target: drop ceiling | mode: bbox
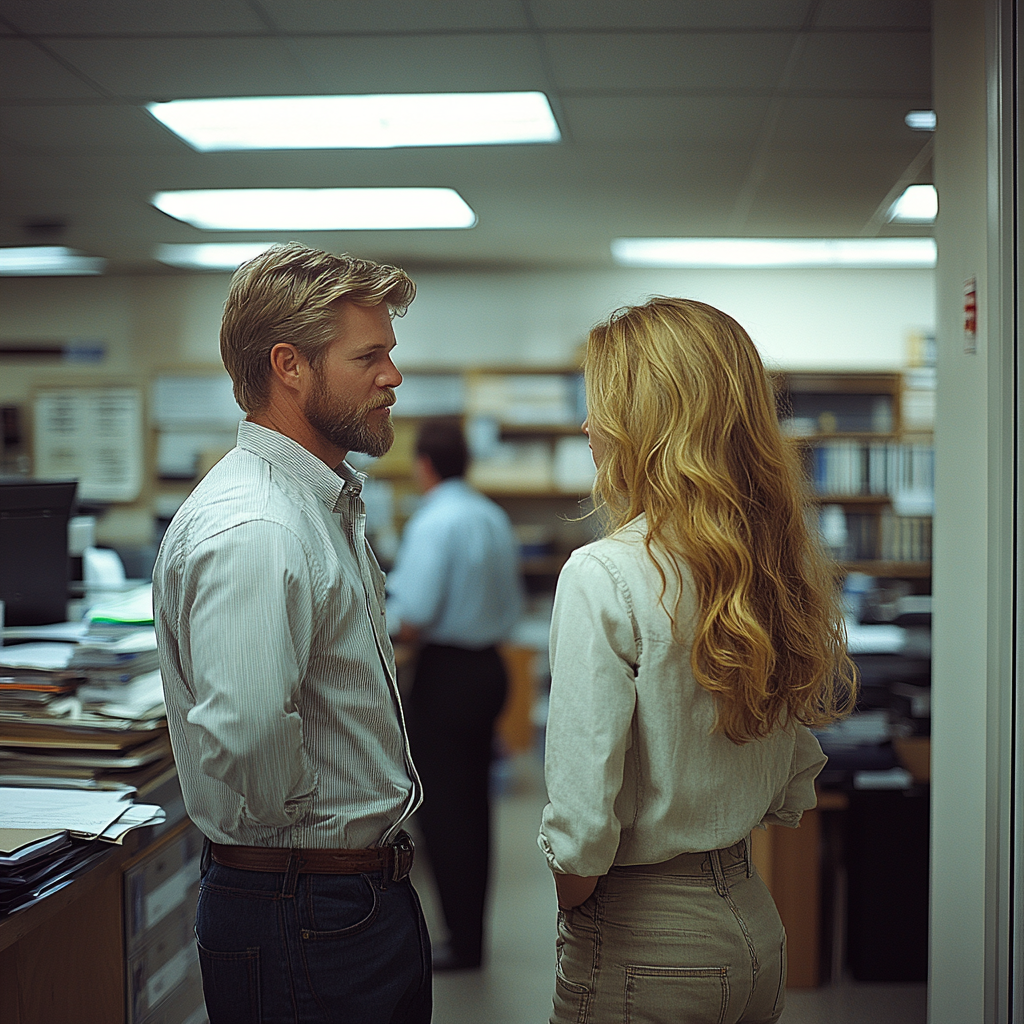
[0,0,933,274]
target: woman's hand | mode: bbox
[554,873,600,910]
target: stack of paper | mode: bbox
[0,643,85,717]
[0,787,166,915]
[84,584,154,636]
[0,584,172,789]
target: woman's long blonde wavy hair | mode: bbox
[585,297,856,743]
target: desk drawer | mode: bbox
[125,823,203,951]
[127,904,200,1024]
[139,968,207,1024]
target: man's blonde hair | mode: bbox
[220,242,416,413]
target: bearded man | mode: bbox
[153,242,430,1024]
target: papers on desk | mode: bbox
[0,786,165,842]
[0,643,76,672]
[0,829,70,863]
[77,670,165,720]
[85,584,154,632]
[0,839,111,915]
[0,801,165,915]
[844,621,906,654]
[0,589,172,790]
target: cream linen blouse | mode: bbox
[538,516,827,878]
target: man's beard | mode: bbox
[304,374,396,459]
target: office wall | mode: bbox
[930,0,1011,1019]
[1,265,934,396]
[0,262,933,547]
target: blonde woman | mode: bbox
[539,298,855,1024]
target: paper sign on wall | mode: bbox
[33,388,144,502]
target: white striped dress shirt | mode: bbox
[154,421,421,849]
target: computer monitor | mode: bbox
[0,479,77,626]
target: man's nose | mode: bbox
[378,357,402,388]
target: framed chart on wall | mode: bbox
[33,387,144,503]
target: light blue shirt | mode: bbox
[387,478,523,648]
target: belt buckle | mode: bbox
[389,830,415,883]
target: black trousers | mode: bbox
[407,643,508,965]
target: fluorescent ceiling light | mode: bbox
[887,184,938,223]
[155,243,278,270]
[151,188,478,231]
[611,237,937,269]
[905,110,937,131]
[147,92,560,150]
[0,246,106,276]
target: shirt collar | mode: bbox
[421,476,469,506]
[236,420,366,514]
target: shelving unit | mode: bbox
[775,371,934,578]
[364,366,596,581]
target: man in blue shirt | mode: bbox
[387,418,523,971]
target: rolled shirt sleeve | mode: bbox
[761,723,828,828]
[183,520,318,828]
[539,550,640,877]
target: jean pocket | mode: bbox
[197,939,260,1024]
[552,908,594,1024]
[300,873,380,939]
[624,964,729,1024]
[553,972,591,1024]
[771,934,787,1019]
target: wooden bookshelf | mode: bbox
[778,371,934,577]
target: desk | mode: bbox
[0,794,205,1024]
[0,835,136,1023]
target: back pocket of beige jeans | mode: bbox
[624,964,729,1024]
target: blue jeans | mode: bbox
[196,856,432,1024]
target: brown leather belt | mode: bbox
[209,830,415,882]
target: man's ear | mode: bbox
[268,343,306,394]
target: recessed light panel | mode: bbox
[905,110,937,131]
[0,246,106,276]
[887,185,938,224]
[147,92,560,151]
[151,189,478,231]
[155,243,277,270]
[611,237,937,269]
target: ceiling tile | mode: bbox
[0,39,102,99]
[558,94,772,149]
[258,0,528,33]
[529,0,810,30]
[789,32,931,93]
[814,0,930,29]
[744,150,925,232]
[0,0,265,35]
[42,37,314,98]
[0,104,187,152]
[544,32,794,91]
[291,33,549,93]
[773,96,934,149]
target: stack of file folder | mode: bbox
[0,584,174,789]
[0,786,165,915]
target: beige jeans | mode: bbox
[551,838,786,1024]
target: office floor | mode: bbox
[411,752,927,1024]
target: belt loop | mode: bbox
[709,848,728,896]
[283,850,303,895]
[745,834,753,878]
